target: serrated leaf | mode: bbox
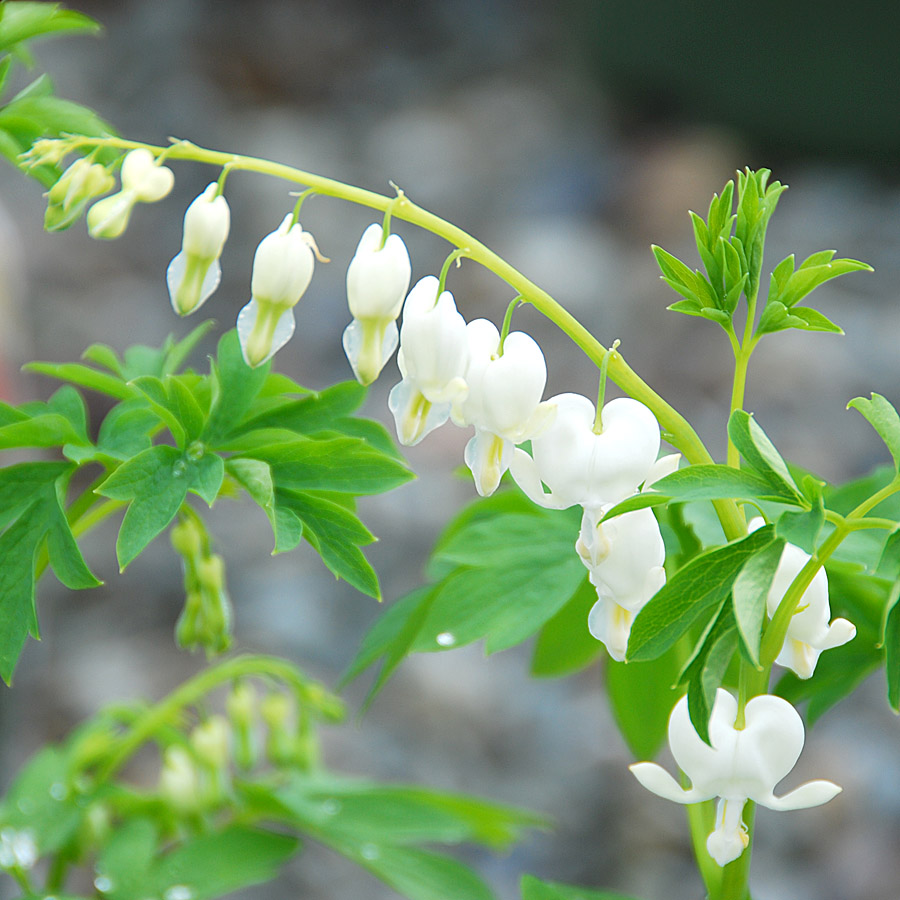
[276,488,380,598]
[606,643,682,759]
[627,526,776,662]
[848,393,900,472]
[97,445,190,569]
[732,538,784,666]
[250,437,413,495]
[531,577,604,677]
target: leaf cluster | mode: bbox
[654,168,871,340]
[0,2,113,185]
[0,325,412,682]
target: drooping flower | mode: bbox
[578,505,667,660]
[44,157,114,231]
[167,182,231,316]
[237,214,316,367]
[748,517,856,678]
[387,275,469,446]
[630,690,842,867]
[510,394,660,510]
[342,223,411,385]
[87,148,174,240]
[451,318,556,496]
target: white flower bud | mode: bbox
[167,183,231,316]
[237,215,316,367]
[342,223,412,385]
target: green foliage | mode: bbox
[521,875,641,900]
[531,577,604,677]
[344,492,586,705]
[654,168,871,346]
[848,393,900,473]
[0,2,112,185]
[1,325,411,677]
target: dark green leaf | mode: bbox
[681,605,738,744]
[531,577,604,677]
[848,393,900,472]
[239,380,368,435]
[276,489,379,598]
[166,375,206,444]
[95,401,158,461]
[189,452,224,506]
[204,330,270,443]
[97,445,190,569]
[732,539,783,666]
[627,526,776,662]
[252,437,413,495]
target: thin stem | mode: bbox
[685,798,720,896]
[95,654,342,783]
[592,339,620,434]
[437,246,469,297]
[56,136,739,532]
[497,295,524,355]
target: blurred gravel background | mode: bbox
[2,2,900,899]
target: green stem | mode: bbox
[685,798,720,896]
[727,347,751,469]
[95,654,343,783]
[497,295,524,354]
[713,803,755,900]
[60,135,745,535]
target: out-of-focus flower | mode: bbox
[167,183,231,315]
[388,275,469,445]
[237,214,316,367]
[630,690,841,867]
[342,223,411,385]
[44,157,114,231]
[87,148,174,239]
[510,394,660,510]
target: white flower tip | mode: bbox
[707,825,749,867]
[629,761,693,803]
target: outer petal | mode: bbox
[347,224,411,320]
[454,318,500,427]
[761,779,842,811]
[629,762,710,804]
[509,447,570,510]
[464,429,513,497]
[388,378,452,446]
[342,317,399,385]
[236,299,295,367]
[481,331,547,440]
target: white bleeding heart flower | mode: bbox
[44,157,114,231]
[237,214,316,367]
[510,394,661,510]
[167,183,231,316]
[748,517,856,678]
[87,148,174,240]
[578,505,666,661]
[453,318,556,496]
[388,276,469,446]
[630,690,842,867]
[342,223,412,385]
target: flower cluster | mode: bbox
[630,689,841,867]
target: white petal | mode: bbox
[342,317,399,385]
[167,252,222,316]
[629,762,709,804]
[509,447,570,509]
[236,299,295,367]
[387,378,451,446]
[587,596,631,661]
[736,694,806,799]
[761,779,842,811]
[464,429,513,497]
[643,453,681,489]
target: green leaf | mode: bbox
[95,401,157,461]
[773,257,872,309]
[627,526,776,662]
[96,819,157,900]
[521,874,642,900]
[606,643,682,759]
[531,577,604,677]
[162,319,217,375]
[97,445,190,569]
[251,437,413,495]
[204,330,270,443]
[680,605,738,744]
[775,488,824,553]
[732,538,783,667]
[0,411,83,449]
[189,452,224,506]
[239,380,368,435]
[150,827,298,900]
[0,3,100,52]
[82,342,124,375]
[276,488,380,598]
[848,393,900,472]
[166,375,207,444]
[47,476,102,589]
[24,361,132,399]
[785,306,843,334]
[727,410,801,499]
